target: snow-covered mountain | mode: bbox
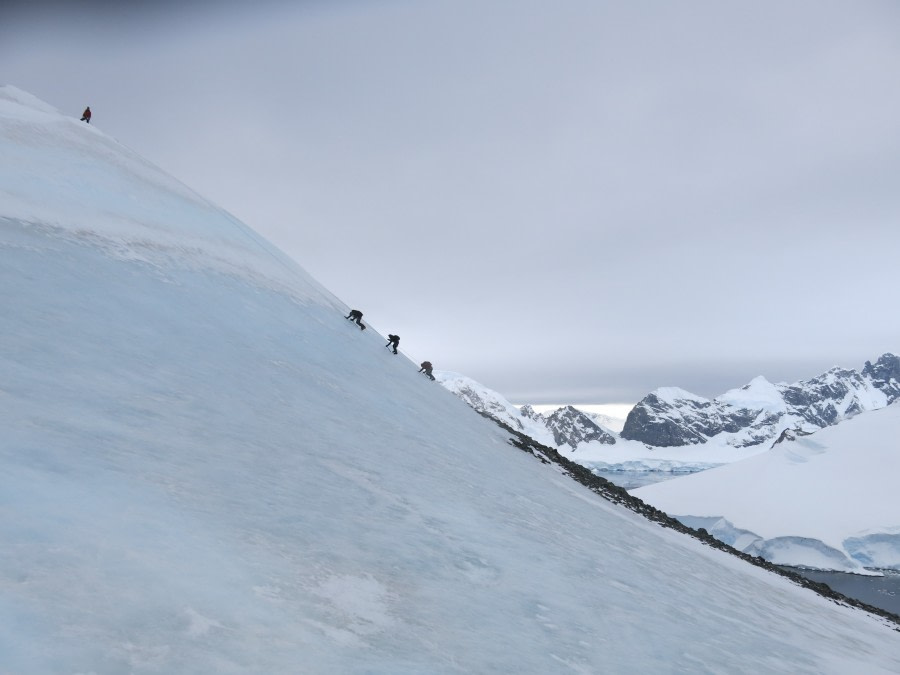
[3,86,900,672]
[621,356,900,448]
[633,403,900,573]
[434,371,558,447]
[544,405,617,449]
[434,362,900,500]
[440,358,899,467]
[434,375,618,452]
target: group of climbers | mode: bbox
[344,309,435,381]
[75,107,436,385]
[74,111,434,382]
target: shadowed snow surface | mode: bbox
[2,86,900,673]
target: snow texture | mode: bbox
[2,86,900,673]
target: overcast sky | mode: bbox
[4,0,900,405]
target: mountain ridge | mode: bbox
[621,354,899,447]
[438,354,899,458]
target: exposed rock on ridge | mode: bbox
[621,354,900,447]
[545,405,616,450]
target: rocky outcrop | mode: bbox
[519,404,545,423]
[862,353,900,400]
[545,405,616,450]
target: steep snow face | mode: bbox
[718,376,787,413]
[3,88,900,673]
[633,404,900,572]
[654,386,711,404]
[621,358,898,448]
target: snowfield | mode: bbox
[2,85,900,673]
[633,402,900,573]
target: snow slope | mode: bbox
[2,86,900,673]
[633,403,900,573]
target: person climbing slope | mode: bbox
[344,309,366,330]
[80,106,91,123]
[418,361,435,381]
[386,334,400,355]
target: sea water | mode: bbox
[778,567,900,617]
[593,469,692,490]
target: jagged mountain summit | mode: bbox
[621,354,900,447]
[3,87,900,673]
[519,403,545,423]
[544,405,616,449]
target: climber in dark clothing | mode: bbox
[344,309,366,330]
[80,106,91,123]
[418,361,435,381]
[386,334,400,354]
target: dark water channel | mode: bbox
[778,567,900,617]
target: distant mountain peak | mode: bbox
[621,354,898,448]
[519,404,545,422]
[545,406,616,450]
